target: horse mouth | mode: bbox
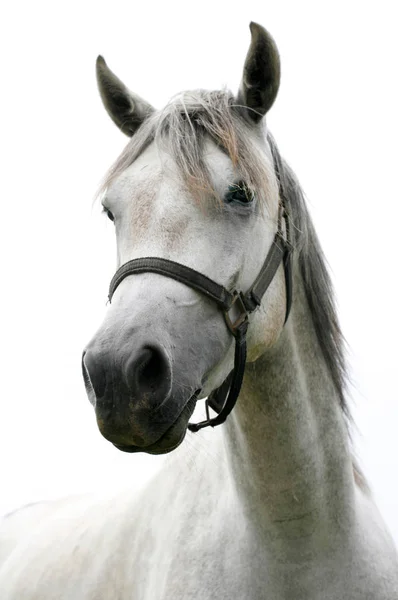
[113,394,198,455]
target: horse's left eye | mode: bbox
[103,207,115,222]
[225,181,254,205]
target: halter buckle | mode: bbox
[224,291,250,336]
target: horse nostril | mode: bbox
[82,349,106,400]
[82,342,172,412]
[127,346,172,405]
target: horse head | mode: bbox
[82,23,288,454]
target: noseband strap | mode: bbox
[109,257,235,312]
[108,150,293,432]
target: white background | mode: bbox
[1,0,397,544]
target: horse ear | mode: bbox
[96,56,154,137]
[237,23,281,122]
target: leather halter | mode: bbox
[108,156,293,432]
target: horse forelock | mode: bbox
[98,89,278,208]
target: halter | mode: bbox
[108,152,292,432]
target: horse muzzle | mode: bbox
[82,339,199,453]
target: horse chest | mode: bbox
[141,500,398,600]
[1,493,397,600]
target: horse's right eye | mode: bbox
[103,207,115,222]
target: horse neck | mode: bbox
[222,264,356,552]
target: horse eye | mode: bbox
[103,207,115,222]
[225,181,254,205]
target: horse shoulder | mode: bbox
[0,490,148,600]
[0,495,102,598]
[0,500,64,568]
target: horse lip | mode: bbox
[113,391,200,455]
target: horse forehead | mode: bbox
[110,144,164,203]
[111,137,234,200]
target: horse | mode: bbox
[0,22,397,600]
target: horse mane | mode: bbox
[267,133,350,420]
[100,88,350,421]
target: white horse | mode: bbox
[1,22,397,600]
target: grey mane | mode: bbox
[267,133,350,420]
[100,88,349,420]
